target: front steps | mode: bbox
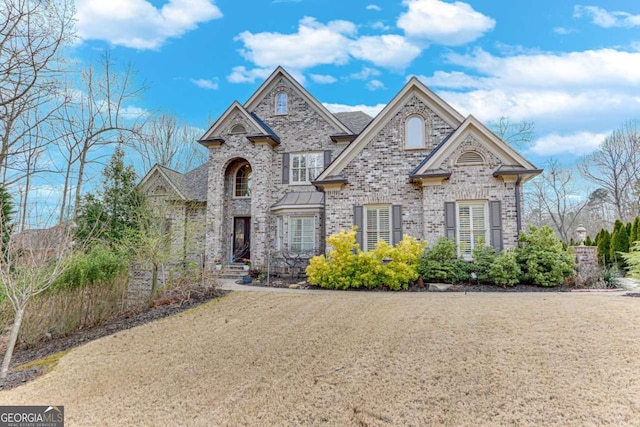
[215,264,250,280]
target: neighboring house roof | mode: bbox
[244,67,352,135]
[271,191,324,212]
[333,111,373,134]
[13,221,74,254]
[316,77,466,182]
[198,101,280,145]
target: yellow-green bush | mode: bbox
[306,228,425,290]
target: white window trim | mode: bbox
[275,92,288,115]
[276,217,284,251]
[289,216,315,254]
[364,205,392,252]
[290,152,323,185]
[233,164,252,199]
[456,201,489,260]
[405,115,425,150]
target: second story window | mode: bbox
[235,163,252,197]
[275,92,288,115]
[406,116,424,149]
[291,152,323,184]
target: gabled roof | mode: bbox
[411,115,539,180]
[139,163,209,202]
[244,66,352,135]
[316,77,465,181]
[198,101,279,144]
[139,164,188,200]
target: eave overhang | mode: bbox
[198,137,225,147]
[246,134,280,147]
[330,134,359,143]
[409,169,452,186]
[311,177,348,192]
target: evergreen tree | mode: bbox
[630,217,640,245]
[597,229,611,266]
[569,237,576,246]
[585,235,593,246]
[610,222,630,268]
[75,147,144,246]
[0,186,14,253]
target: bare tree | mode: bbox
[526,159,589,242]
[56,51,146,222]
[490,116,535,149]
[131,113,206,173]
[0,222,75,378]
[578,121,640,222]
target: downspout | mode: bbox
[515,174,523,237]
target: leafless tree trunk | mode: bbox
[130,113,206,173]
[527,159,589,242]
[578,121,640,222]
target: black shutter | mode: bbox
[444,202,456,240]
[392,205,403,245]
[282,153,289,184]
[324,150,332,169]
[353,205,363,249]
[489,201,503,252]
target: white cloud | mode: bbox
[121,106,150,120]
[574,5,640,28]
[235,17,355,69]
[350,67,381,80]
[323,102,386,118]
[553,27,576,35]
[417,48,640,134]
[397,0,495,45]
[366,80,385,91]
[76,0,222,49]
[349,35,421,69]
[226,66,272,83]
[234,16,421,73]
[371,21,391,31]
[310,74,337,84]
[191,78,219,90]
[530,131,608,156]
[366,4,382,11]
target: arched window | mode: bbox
[275,92,288,115]
[406,116,424,149]
[230,123,246,134]
[235,164,252,197]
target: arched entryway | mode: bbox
[224,159,252,262]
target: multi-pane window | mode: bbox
[291,153,323,184]
[365,206,391,252]
[458,203,487,258]
[290,217,315,253]
[277,217,284,251]
[276,92,288,115]
[406,116,424,149]
[234,164,252,197]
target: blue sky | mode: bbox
[72,0,640,167]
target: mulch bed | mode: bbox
[0,286,229,391]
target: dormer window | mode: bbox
[456,151,484,165]
[230,123,247,134]
[275,92,288,115]
[405,116,424,149]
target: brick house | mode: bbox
[139,67,541,272]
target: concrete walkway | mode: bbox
[616,277,640,292]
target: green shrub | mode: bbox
[471,243,497,283]
[597,228,611,265]
[610,221,629,269]
[418,238,458,283]
[490,250,521,287]
[55,244,130,290]
[306,229,425,290]
[516,226,576,287]
[622,242,640,279]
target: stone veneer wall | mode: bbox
[205,77,346,271]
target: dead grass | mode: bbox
[0,291,639,426]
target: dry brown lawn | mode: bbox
[0,291,639,426]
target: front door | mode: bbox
[233,217,251,261]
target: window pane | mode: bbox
[406,116,424,148]
[458,203,486,257]
[366,206,391,251]
[276,93,287,114]
[235,164,252,197]
[290,217,314,253]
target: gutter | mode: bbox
[515,173,523,235]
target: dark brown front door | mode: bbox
[233,217,251,261]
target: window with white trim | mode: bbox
[405,116,424,149]
[290,217,315,253]
[275,92,288,115]
[234,164,252,197]
[457,202,488,259]
[291,152,323,184]
[276,217,284,251]
[365,205,391,252]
